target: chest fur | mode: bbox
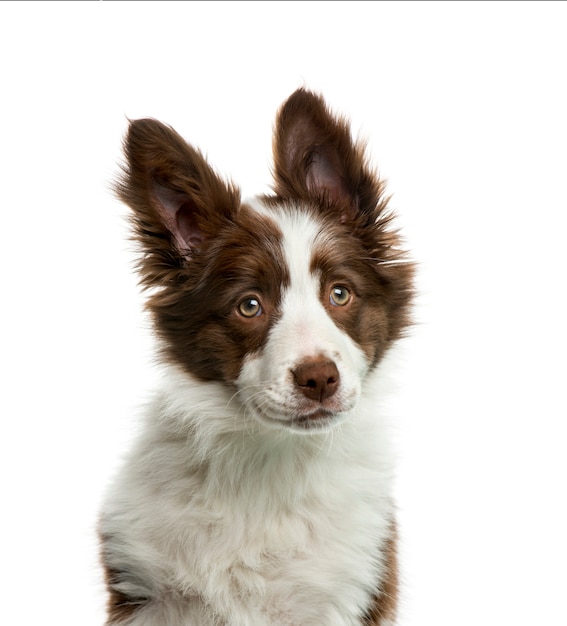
[102,393,395,624]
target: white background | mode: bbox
[1,2,566,624]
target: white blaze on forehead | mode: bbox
[277,208,350,358]
[245,196,321,284]
[249,198,324,336]
[279,212,321,290]
[247,197,366,367]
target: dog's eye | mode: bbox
[329,286,351,307]
[238,297,263,318]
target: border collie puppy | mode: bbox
[100,88,414,625]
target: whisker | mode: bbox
[366,257,417,266]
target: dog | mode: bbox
[100,88,414,625]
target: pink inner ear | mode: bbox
[176,204,204,249]
[153,182,204,253]
[308,164,350,203]
[307,147,357,220]
[307,146,347,199]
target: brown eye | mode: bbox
[238,297,262,318]
[329,285,351,307]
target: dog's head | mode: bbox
[116,89,413,432]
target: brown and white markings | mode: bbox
[100,88,413,625]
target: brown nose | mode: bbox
[292,358,340,402]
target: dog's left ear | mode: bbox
[272,88,385,222]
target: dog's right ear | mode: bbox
[115,118,240,284]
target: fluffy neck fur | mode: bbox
[129,361,396,509]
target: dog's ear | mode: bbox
[272,88,384,223]
[115,118,240,282]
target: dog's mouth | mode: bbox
[240,383,359,433]
[255,405,348,433]
[292,408,336,429]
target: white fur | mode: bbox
[101,204,397,625]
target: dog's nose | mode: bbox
[292,357,340,402]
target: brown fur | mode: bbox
[362,527,399,624]
[100,552,146,624]
[115,122,291,382]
